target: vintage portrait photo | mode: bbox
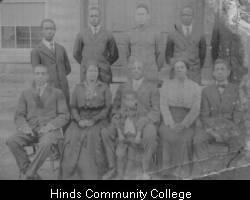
[1,0,250,180]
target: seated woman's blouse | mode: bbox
[160,78,202,128]
[70,81,112,123]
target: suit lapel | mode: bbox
[174,23,198,46]
[40,85,52,105]
[220,84,233,105]
[54,42,61,63]
[87,26,104,42]
[210,84,222,109]
[38,42,56,61]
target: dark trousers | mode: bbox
[101,123,157,173]
[6,130,61,178]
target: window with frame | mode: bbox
[0,2,45,49]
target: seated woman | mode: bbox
[194,59,244,175]
[159,58,201,179]
[59,62,112,180]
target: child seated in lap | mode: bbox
[112,90,146,179]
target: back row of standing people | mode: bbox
[31,3,246,98]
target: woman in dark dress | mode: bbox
[59,63,112,180]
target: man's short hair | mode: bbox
[40,19,56,29]
[128,58,144,69]
[181,5,194,16]
[88,6,101,16]
[171,57,189,70]
[136,2,150,14]
[214,58,231,70]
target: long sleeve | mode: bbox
[124,33,131,63]
[49,90,70,129]
[155,31,165,70]
[181,86,201,128]
[199,36,207,68]
[70,86,81,122]
[211,22,220,63]
[106,34,119,65]
[200,89,211,128]
[73,33,84,65]
[160,83,175,127]
[63,47,71,76]
[111,84,123,116]
[92,86,112,123]
[165,34,175,64]
[147,84,160,123]
[14,92,29,130]
[31,48,41,67]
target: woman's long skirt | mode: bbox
[59,121,107,180]
[159,107,195,179]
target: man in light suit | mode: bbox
[124,3,164,83]
[6,65,70,180]
[101,59,160,180]
[31,19,71,105]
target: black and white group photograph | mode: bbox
[1,0,250,181]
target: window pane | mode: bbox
[16,26,30,48]
[31,27,42,48]
[1,26,15,48]
[1,3,45,26]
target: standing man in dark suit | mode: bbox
[31,19,71,105]
[6,65,70,180]
[73,7,119,84]
[165,6,206,84]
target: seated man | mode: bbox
[101,59,160,180]
[194,59,244,174]
[6,65,70,180]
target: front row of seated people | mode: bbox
[6,58,250,180]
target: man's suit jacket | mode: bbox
[31,42,71,104]
[112,79,160,124]
[200,83,242,128]
[15,84,70,134]
[165,23,206,83]
[73,27,119,84]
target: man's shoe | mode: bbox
[102,168,116,180]
[33,173,42,180]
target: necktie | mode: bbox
[186,26,190,36]
[34,87,44,108]
[217,84,227,94]
[94,28,97,34]
[50,42,54,52]
[37,87,41,97]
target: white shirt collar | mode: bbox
[36,83,48,97]
[132,78,144,91]
[43,39,55,50]
[89,24,101,35]
[182,23,193,35]
[216,80,228,86]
